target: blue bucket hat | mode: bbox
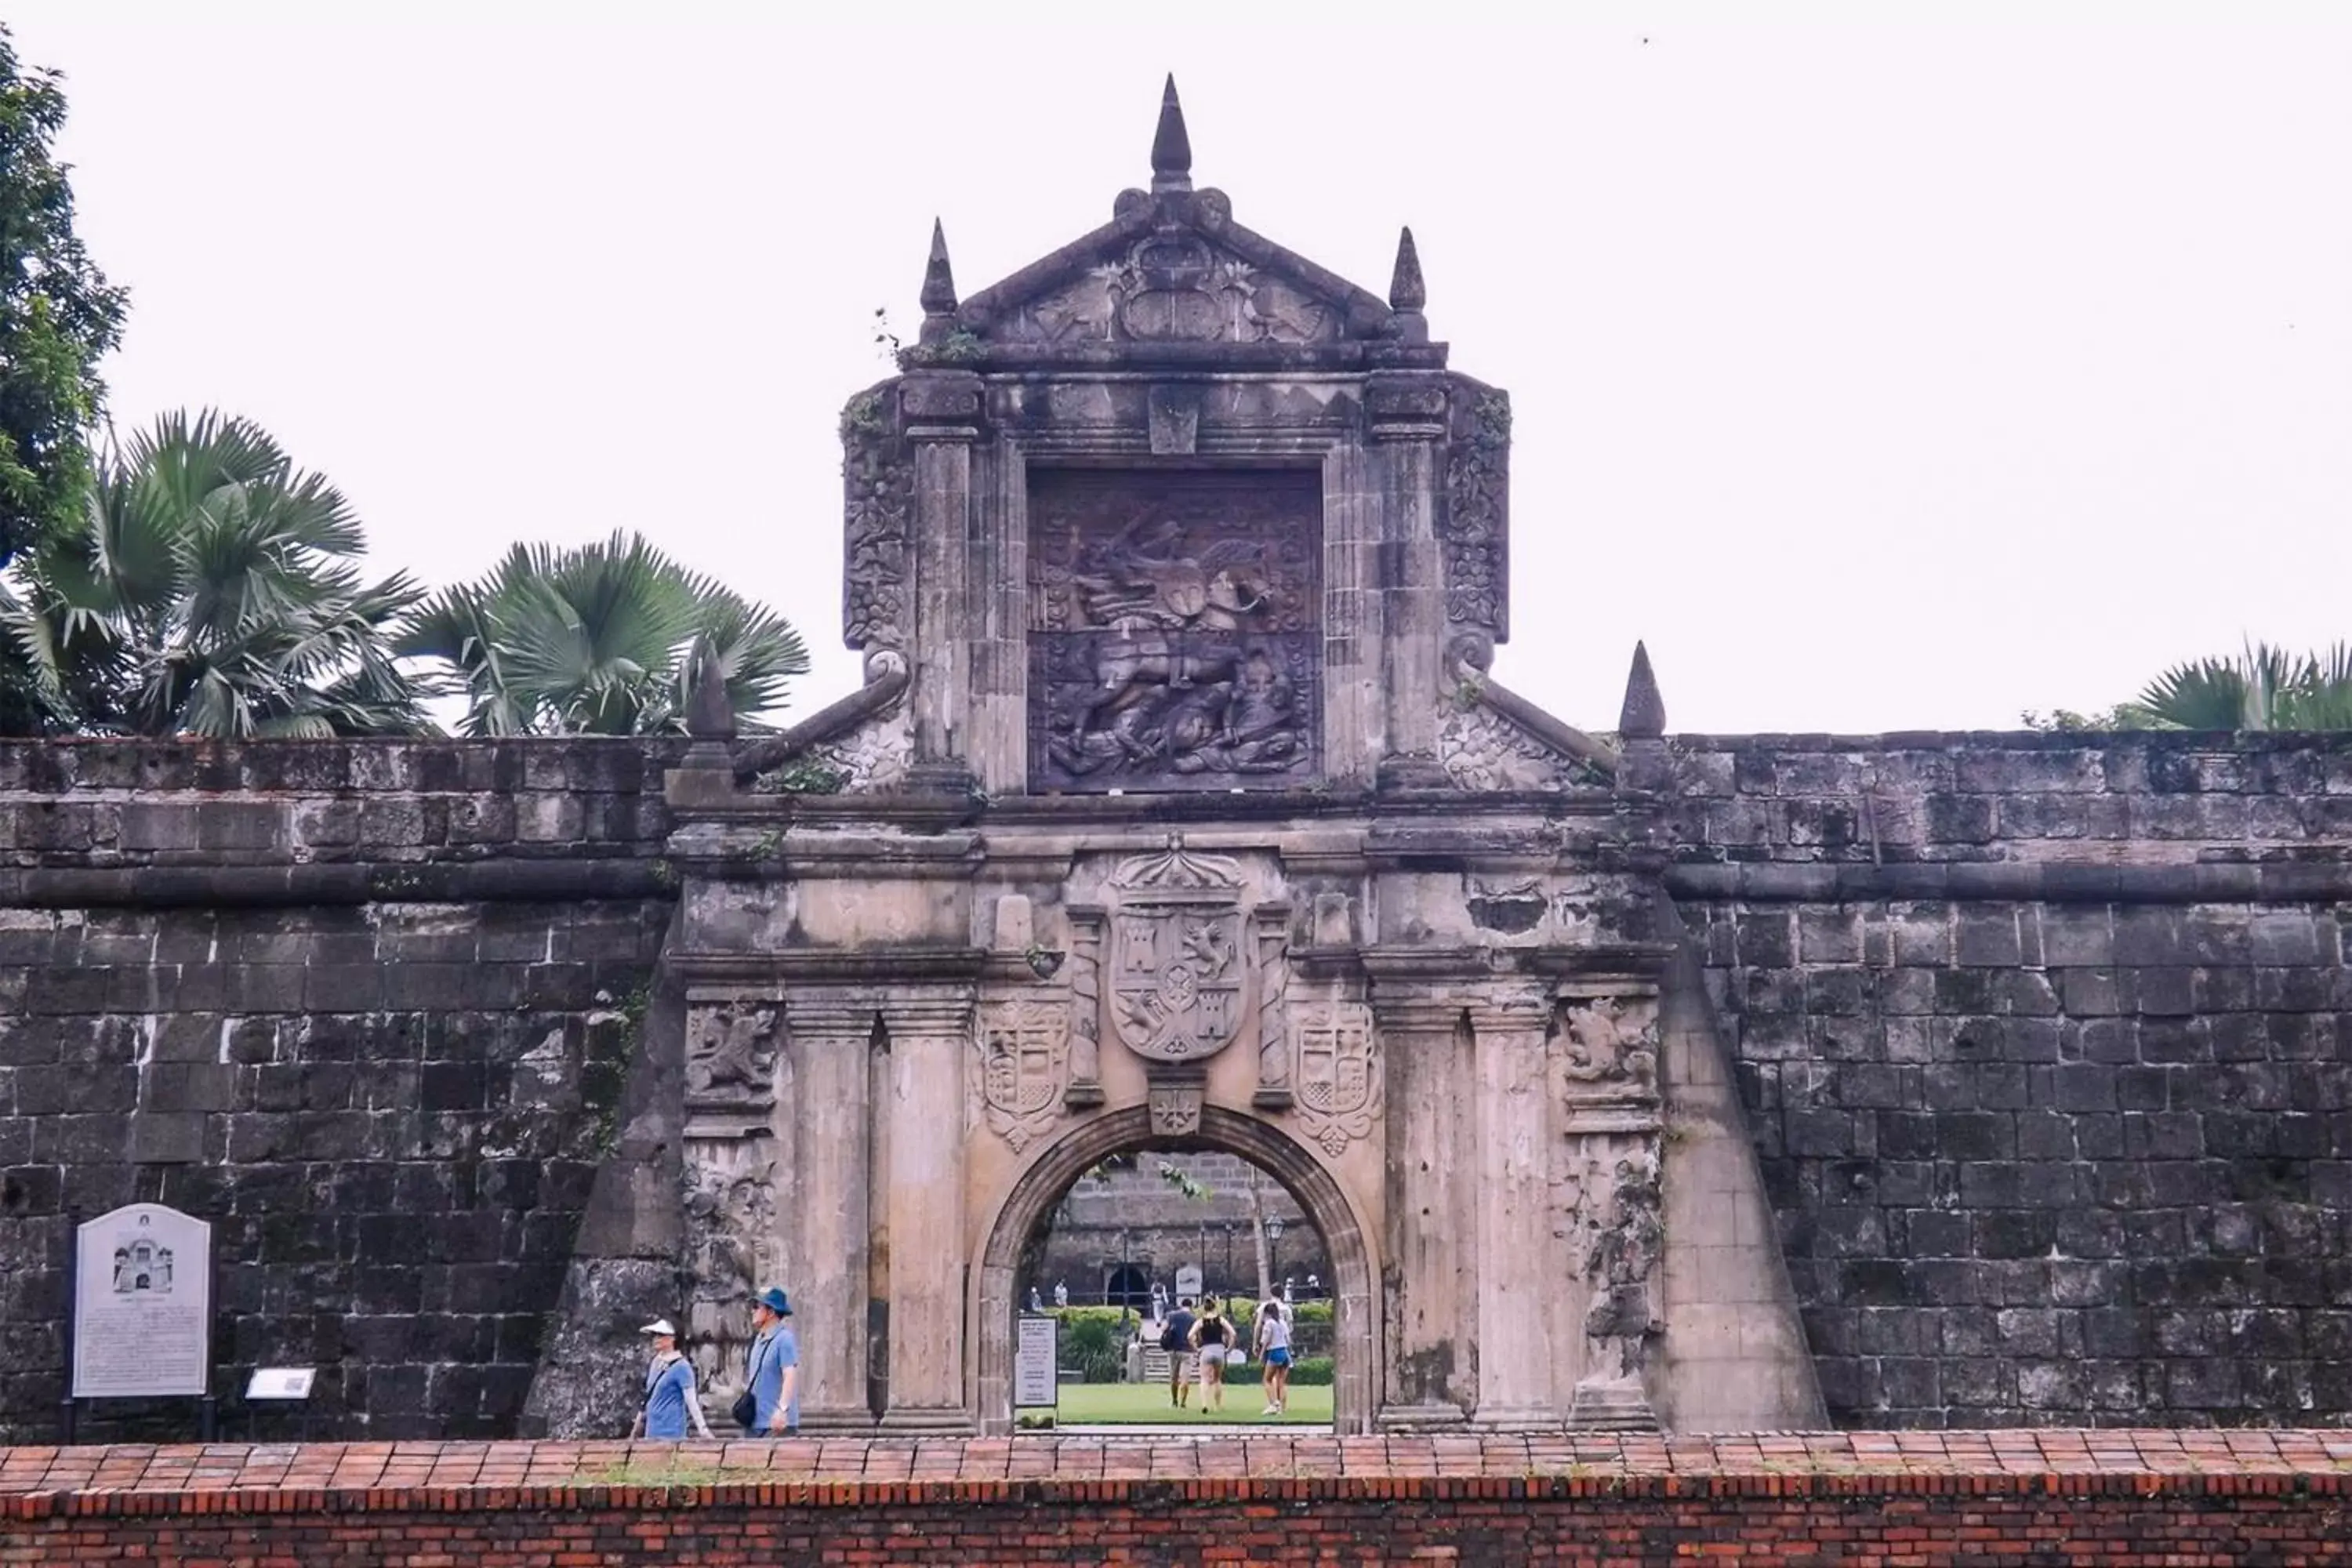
[757,1287,792,1316]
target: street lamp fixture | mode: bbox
[1265,1214,1284,1289]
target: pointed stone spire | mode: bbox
[1388,226,1426,312]
[919,218,957,316]
[688,639,736,742]
[1618,641,1666,739]
[1150,74,1192,194]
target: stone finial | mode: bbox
[919,218,957,317]
[1388,226,1427,313]
[1617,641,1665,739]
[1150,74,1192,194]
[688,639,737,742]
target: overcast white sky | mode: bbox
[11,4,2349,735]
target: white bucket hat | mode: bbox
[640,1319,678,1337]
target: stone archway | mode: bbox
[974,1105,1379,1434]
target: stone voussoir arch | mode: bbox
[972,1104,1380,1434]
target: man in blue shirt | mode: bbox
[632,1318,715,1439]
[744,1286,799,1436]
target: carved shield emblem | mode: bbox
[977,997,1067,1154]
[1110,904,1245,1062]
[1295,1004,1380,1159]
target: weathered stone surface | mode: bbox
[0,739,676,1443]
[1661,730,2352,1428]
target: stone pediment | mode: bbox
[956,193,1396,356]
[909,80,1438,371]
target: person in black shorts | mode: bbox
[1188,1296,1232,1413]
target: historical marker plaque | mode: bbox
[1014,1316,1059,1408]
[72,1203,211,1399]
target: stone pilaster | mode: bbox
[877,989,978,1432]
[1465,987,1558,1428]
[1320,440,1382,786]
[1367,373,1450,783]
[1371,990,1474,1428]
[901,373,982,779]
[780,989,879,1430]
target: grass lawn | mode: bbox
[1022,1381,1333,1426]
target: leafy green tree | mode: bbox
[0,409,431,737]
[0,25,129,568]
[397,532,808,735]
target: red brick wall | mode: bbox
[4,1433,2350,1566]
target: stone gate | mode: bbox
[633,82,1819,1436]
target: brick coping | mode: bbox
[4,1431,2350,1518]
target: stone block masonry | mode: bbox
[0,739,681,1444]
[1661,731,2352,1428]
[2,1432,2347,1566]
[5,728,2352,1440]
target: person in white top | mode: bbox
[1254,1298,1293,1417]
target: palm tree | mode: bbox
[2118,642,2352,731]
[397,531,808,735]
[0,410,430,737]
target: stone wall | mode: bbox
[1659,731,2352,1428]
[0,739,681,1443]
[1033,1152,1328,1305]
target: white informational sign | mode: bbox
[73,1203,211,1399]
[246,1367,316,1400]
[1174,1265,1203,1299]
[1014,1316,1058,1408]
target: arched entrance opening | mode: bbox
[975,1105,1378,1434]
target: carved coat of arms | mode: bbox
[1294,1003,1380,1159]
[977,996,1067,1153]
[1106,842,1246,1065]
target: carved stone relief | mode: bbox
[1029,470,1319,792]
[994,232,1345,347]
[1577,1152,1663,1385]
[1065,911,1105,1106]
[1294,1002,1380,1160]
[1436,703,1573,791]
[1147,1080,1204,1137]
[1251,908,1292,1109]
[841,421,912,652]
[681,1141,777,1407]
[684,1002,779,1138]
[1559,998,1660,1102]
[974,995,1068,1154]
[799,674,914,793]
[1443,387,1510,640]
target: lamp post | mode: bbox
[1265,1214,1285,1295]
[1120,1228,1132,1330]
[1221,1223,1235,1291]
